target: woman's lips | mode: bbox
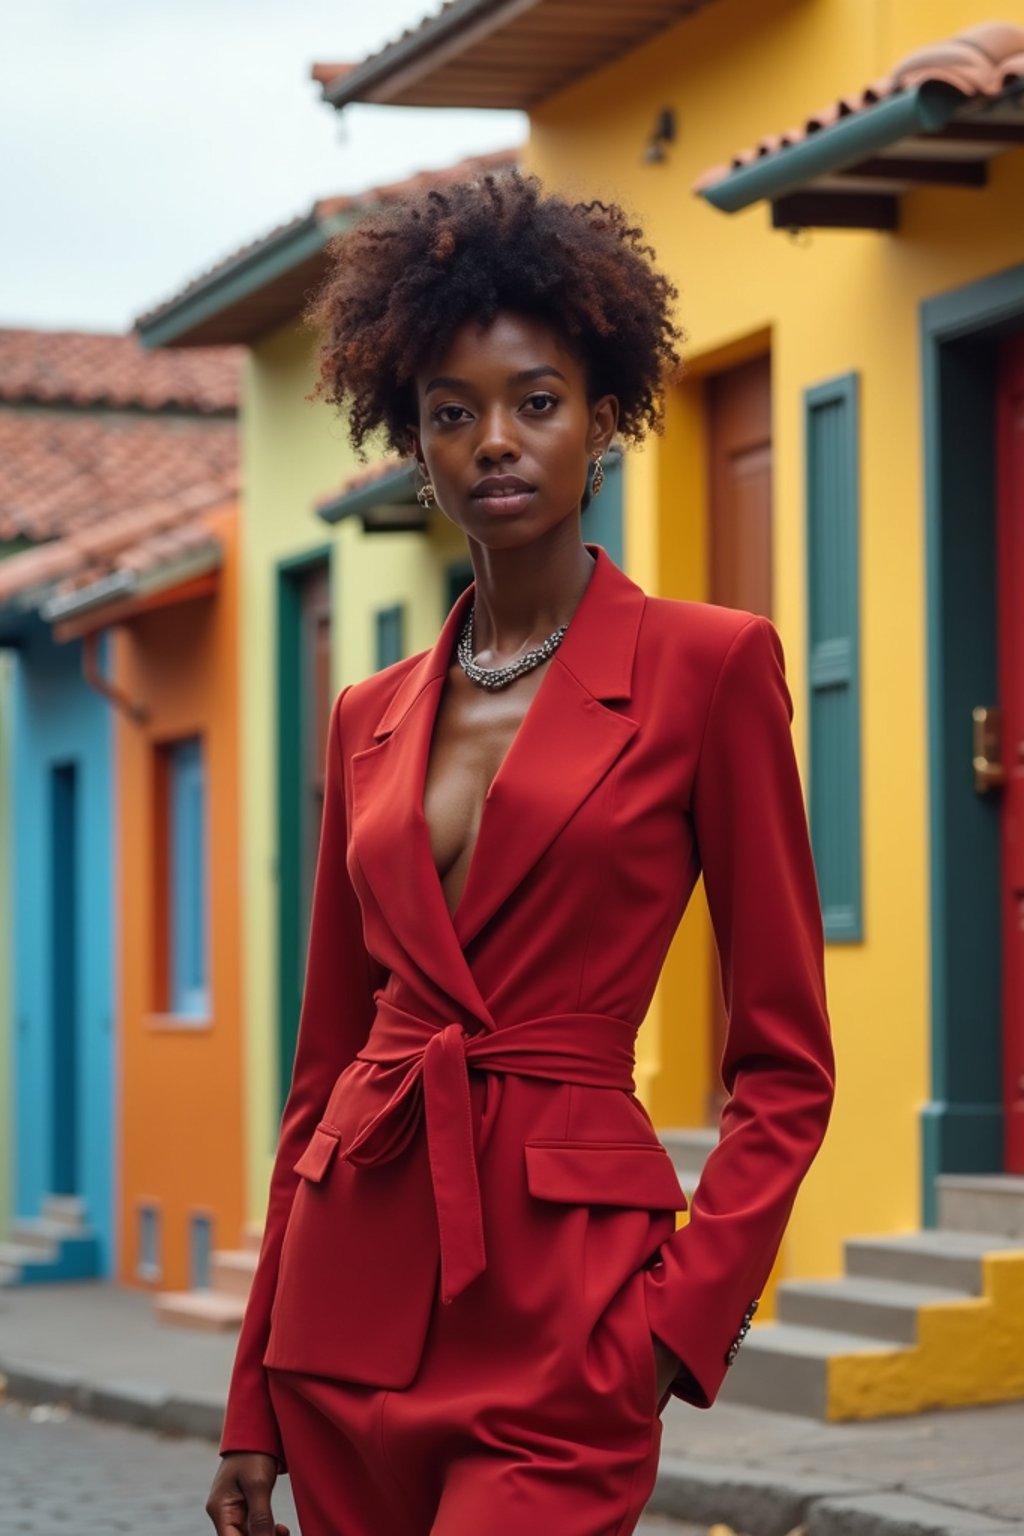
[471,487,536,515]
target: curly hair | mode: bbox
[307,169,683,457]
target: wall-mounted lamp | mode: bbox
[644,107,677,164]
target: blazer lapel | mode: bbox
[350,545,647,1001]
[350,584,495,1026]
[453,546,645,948]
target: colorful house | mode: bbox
[317,1,1024,1418]
[0,329,242,1293]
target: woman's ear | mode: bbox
[406,426,423,469]
[590,394,620,457]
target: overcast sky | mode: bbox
[0,1,525,333]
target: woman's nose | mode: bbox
[475,406,520,463]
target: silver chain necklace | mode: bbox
[456,605,569,691]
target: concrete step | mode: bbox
[936,1174,1024,1238]
[845,1228,1024,1292]
[777,1274,970,1343]
[0,1262,19,1286]
[41,1194,88,1228]
[8,1217,96,1251]
[0,1240,58,1271]
[209,1249,257,1299]
[660,1128,718,1192]
[154,1289,247,1332]
[719,1322,898,1419]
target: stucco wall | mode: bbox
[114,505,245,1290]
[10,623,114,1272]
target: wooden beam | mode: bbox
[772,191,899,231]
[838,155,988,188]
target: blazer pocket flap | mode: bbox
[524,1141,687,1211]
[293,1125,341,1183]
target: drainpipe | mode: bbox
[81,630,148,725]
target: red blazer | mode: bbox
[222,545,834,1463]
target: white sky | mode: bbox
[0,1,526,332]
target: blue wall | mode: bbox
[10,619,114,1273]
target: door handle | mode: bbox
[972,705,1005,793]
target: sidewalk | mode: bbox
[0,1283,1020,1536]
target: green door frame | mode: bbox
[276,545,333,1113]
[920,260,1024,1223]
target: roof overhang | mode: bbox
[317,461,428,533]
[696,24,1024,230]
[319,0,720,111]
[136,209,353,349]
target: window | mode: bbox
[155,735,209,1018]
[190,1212,213,1290]
[805,373,862,941]
[375,604,406,670]
[137,1203,161,1282]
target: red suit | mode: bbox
[222,547,834,1535]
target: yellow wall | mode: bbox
[526,0,1024,1281]
[243,324,467,1214]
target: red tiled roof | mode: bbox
[694,21,1024,185]
[0,477,234,610]
[0,410,237,543]
[0,328,242,414]
[135,148,520,341]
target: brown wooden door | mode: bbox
[997,332,1024,1172]
[705,354,773,1117]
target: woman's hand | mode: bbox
[653,1335,681,1404]
[206,1452,290,1535]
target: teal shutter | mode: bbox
[375,604,406,670]
[805,373,862,942]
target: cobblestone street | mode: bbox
[0,1399,694,1535]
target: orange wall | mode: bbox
[114,504,244,1290]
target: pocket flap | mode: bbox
[524,1140,687,1211]
[293,1124,341,1183]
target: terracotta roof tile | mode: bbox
[0,410,237,543]
[0,328,242,413]
[0,475,234,609]
[695,20,1024,185]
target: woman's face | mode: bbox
[411,311,618,550]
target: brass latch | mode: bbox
[972,705,1005,793]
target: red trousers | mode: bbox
[267,1256,666,1536]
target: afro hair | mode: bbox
[307,168,683,457]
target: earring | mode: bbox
[590,454,605,498]
[417,479,436,509]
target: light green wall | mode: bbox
[0,650,13,1237]
[242,322,467,1217]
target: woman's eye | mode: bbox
[434,405,471,425]
[523,393,558,413]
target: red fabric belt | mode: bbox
[342,1000,637,1304]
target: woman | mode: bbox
[207,170,834,1536]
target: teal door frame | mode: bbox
[920,260,1024,1223]
[275,545,333,1115]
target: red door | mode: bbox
[997,333,1024,1172]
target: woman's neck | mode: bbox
[466,524,595,659]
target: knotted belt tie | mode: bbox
[340,1000,637,1304]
